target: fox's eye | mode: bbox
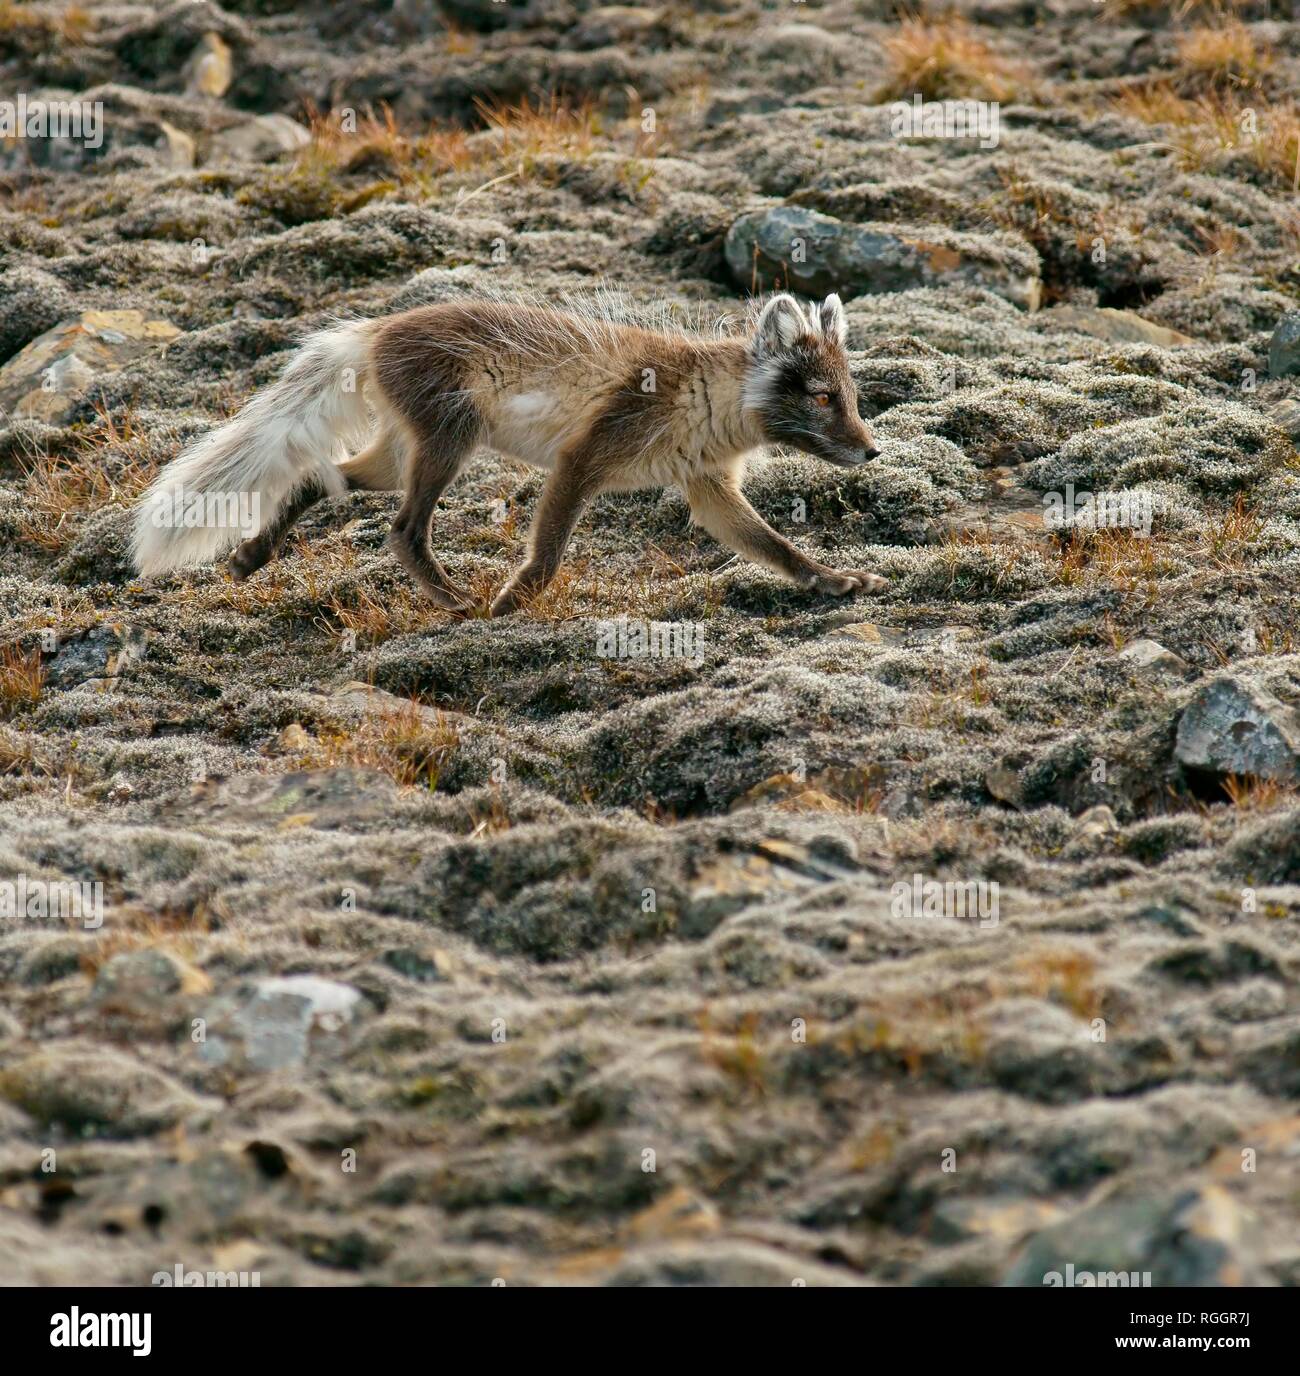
[812,393,831,407]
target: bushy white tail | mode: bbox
[132,320,376,576]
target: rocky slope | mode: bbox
[1,0,1300,1286]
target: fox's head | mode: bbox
[744,293,878,468]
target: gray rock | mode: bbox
[985,766,1024,807]
[1175,677,1300,782]
[0,312,180,424]
[724,206,1041,310]
[43,625,147,691]
[198,977,365,1072]
[1267,396,1300,440]
[1117,638,1191,679]
[1004,1184,1261,1286]
[208,114,311,165]
[92,950,183,1007]
[1268,310,1300,378]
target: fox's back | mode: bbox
[371,301,689,469]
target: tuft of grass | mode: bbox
[0,2,92,47]
[473,93,603,169]
[0,645,44,715]
[1252,622,1297,656]
[1201,494,1264,571]
[1221,774,1300,811]
[1111,83,1300,185]
[277,94,646,212]
[1053,529,1173,603]
[1176,20,1272,90]
[876,16,1034,103]
[320,581,440,646]
[441,19,475,56]
[968,661,990,706]
[464,786,512,838]
[16,405,151,552]
[1192,221,1244,257]
[295,104,475,193]
[698,1009,768,1097]
[78,903,215,979]
[1016,950,1101,1021]
[305,698,459,791]
[0,725,51,776]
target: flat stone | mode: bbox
[1045,305,1196,348]
[0,312,180,423]
[1117,637,1191,679]
[831,621,908,647]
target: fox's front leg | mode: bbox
[490,460,599,617]
[685,473,886,595]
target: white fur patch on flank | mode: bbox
[502,391,558,422]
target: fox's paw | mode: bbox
[424,583,475,613]
[488,585,525,618]
[810,568,887,597]
[227,537,275,582]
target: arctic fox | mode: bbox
[132,293,885,616]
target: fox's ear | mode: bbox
[754,294,807,355]
[819,293,847,347]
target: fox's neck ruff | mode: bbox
[688,339,768,465]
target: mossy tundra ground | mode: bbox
[1,0,1300,1286]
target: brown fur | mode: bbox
[226,295,885,615]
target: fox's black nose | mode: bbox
[862,446,880,462]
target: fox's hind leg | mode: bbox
[227,425,405,582]
[387,413,479,612]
